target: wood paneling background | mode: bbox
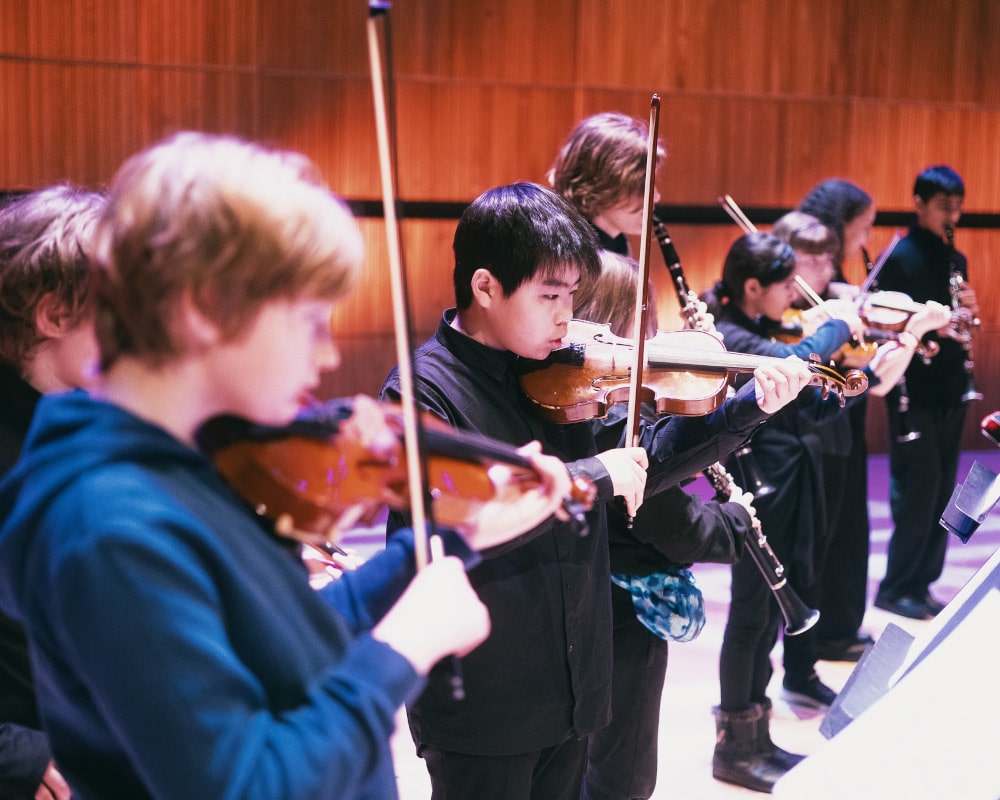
[2,0,998,452]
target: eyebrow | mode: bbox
[541,275,581,289]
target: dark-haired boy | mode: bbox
[875,165,977,620]
[382,181,812,799]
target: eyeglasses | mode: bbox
[794,252,834,269]
[765,244,795,275]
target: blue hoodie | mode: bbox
[0,390,429,799]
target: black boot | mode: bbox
[756,697,806,772]
[712,703,791,793]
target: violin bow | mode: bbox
[366,2,436,570]
[367,2,466,700]
[718,194,758,235]
[858,230,902,295]
[625,94,661,450]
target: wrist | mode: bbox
[898,331,918,349]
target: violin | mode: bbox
[205,403,597,546]
[856,291,941,361]
[769,308,807,344]
[859,290,919,331]
[519,319,867,424]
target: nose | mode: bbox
[557,295,575,325]
[316,338,341,373]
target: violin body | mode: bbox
[520,322,731,423]
[208,405,596,544]
[520,319,867,424]
[860,290,914,332]
[776,308,878,369]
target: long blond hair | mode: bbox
[574,249,658,339]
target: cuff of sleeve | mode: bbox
[862,365,882,390]
[569,456,615,502]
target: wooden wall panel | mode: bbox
[391,0,580,84]
[391,83,580,199]
[2,0,999,451]
[256,75,374,196]
[256,0,368,73]
[0,1,258,65]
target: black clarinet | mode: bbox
[945,225,983,403]
[653,216,819,635]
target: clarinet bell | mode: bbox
[961,366,984,403]
[730,445,776,498]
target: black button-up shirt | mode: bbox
[381,311,774,755]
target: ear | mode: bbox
[177,289,221,349]
[743,277,763,300]
[33,293,72,338]
[469,268,500,309]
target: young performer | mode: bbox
[795,181,879,660]
[574,250,762,800]
[703,231,875,792]
[381,182,813,799]
[772,209,950,661]
[548,110,663,257]
[0,185,100,800]
[874,165,977,620]
[0,132,572,799]
[549,114,809,799]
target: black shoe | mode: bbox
[923,593,946,616]
[874,595,933,620]
[780,674,837,709]
[816,633,875,662]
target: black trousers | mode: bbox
[581,584,668,800]
[814,400,872,644]
[421,736,588,800]
[879,402,967,602]
[719,548,784,710]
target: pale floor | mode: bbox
[346,451,1000,799]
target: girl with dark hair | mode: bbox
[704,232,867,792]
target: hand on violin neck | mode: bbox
[461,442,574,551]
[372,547,491,674]
[905,300,951,339]
[817,298,865,338]
[866,340,916,398]
[342,393,400,461]
[751,356,813,414]
[595,446,648,518]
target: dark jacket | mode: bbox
[713,308,856,584]
[0,364,50,800]
[877,224,970,408]
[0,390,436,799]
[381,310,772,755]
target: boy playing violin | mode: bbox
[0,185,102,800]
[381,181,814,800]
[0,132,573,799]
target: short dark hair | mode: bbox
[453,182,600,309]
[914,165,965,201]
[702,232,794,317]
